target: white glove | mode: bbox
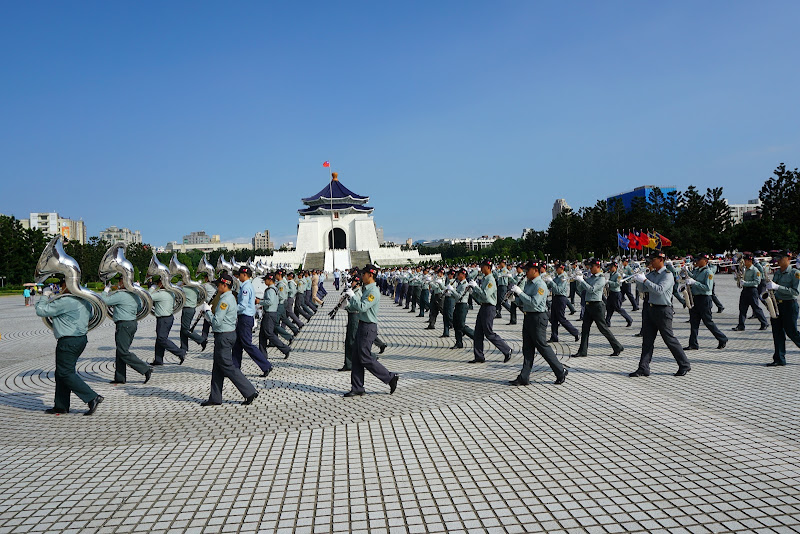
[633,273,646,283]
[541,274,553,283]
[200,302,212,313]
[345,288,355,298]
[149,285,157,291]
[103,286,111,294]
[767,281,780,291]
[665,260,673,267]
[681,265,689,274]
[685,278,696,286]
[468,280,479,288]
[510,285,523,295]
[573,273,584,282]
[425,275,432,282]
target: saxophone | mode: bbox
[98,242,154,321]
[35,236,108,331]
[762,265,780,319]
[146,254,185,314]
[169,253,208,305]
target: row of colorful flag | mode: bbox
[617,230,672,250]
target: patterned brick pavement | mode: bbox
[0,278,798,533]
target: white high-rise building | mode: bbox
[552,199,571,220]
[100,226,142,245]
[28,212,87,244]
[252,230,274,250]
[725,199,761,225]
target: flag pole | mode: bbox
[327,162,335,276]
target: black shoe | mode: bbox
[717,308,725,314]
[626,321,633,328]
[284,351,290,359]
[242,392,258,405]
[425,326,435,330]
[343,390,364,397]
[573,353,587,358]
[144,368,153,384]
[634,333,642,337]
[109,380,125,385]
[84,395,104,416]
[760,324,769,331]
[503,349,513,363]
[509,379,528,386]
[200,400,221,406]
[261,368,272,378]
[389,375,399,394]
[748,315,755,319]
[337,366,351,372]
[554,368,569,385]
[611,347,624,356]
[574,334,580,342]
[468,359,485,364]
[201,339,208,351]
[379,345,386,354]
[717,340,727,350]
[674,368,690,376]
[683,346,698,351]
[628,370,649,377]
[451,343,464,349]
[150,361,164,366]
[731,326,745,331]
[178,352,186,365]
[547,337,558,343]
[632,307,640,312]
[439,334,449,338]
[766,362,786,367]
[44,407,67,414]
[507,321,517,325]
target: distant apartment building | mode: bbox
[726,199,762,225]
[100,226,142,245]
[252,230,274,250]
[420,235,499,251]
[183,231,214,245]
[27,212,87,244]
[552,199,571,220]
[165,240,253,254]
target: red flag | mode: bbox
[322,161,330,168]
[635,230,649,247]
[657,233,672,247]
[628,231,641,250]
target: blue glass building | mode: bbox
[607,185,677,212]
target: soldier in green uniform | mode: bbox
[179,278,205,352]
[467,260,512,363]
[574,258,623,357]
[257,273,291,359]
[509,261,568,385]
[426,268,445,330]
[418,269,431,317]
[451,269,474,349]
[732,252,768,331]
[149,278,186,365]
[764,250,800,366]
[684,253,727,351]
[199,273,258,406]
[100,278,153,384]
[495,261,510,319]
[275,270,301,335]
[343,264,399,397]
[545,262,579,342]
[604,262,633,327]
[198,271,217,351]
[36,277,104,415]
[440,269,456,338]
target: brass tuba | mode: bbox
[35,236,108,331]
[216,254,234,275]
[169,253,208,305]
[98,242,154,321]
[146,254,185,313]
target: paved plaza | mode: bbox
[0,278,799,533]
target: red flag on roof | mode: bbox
[322,161,330,168]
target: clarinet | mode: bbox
[329,282,362,319]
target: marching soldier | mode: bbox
[149,278,187,366]
[467,260,512,364]
[198,271,217,351]
[546,263,580,343]
[732,252,768,331]
[620,257,640,311]
[178,277,205,353]
[665,258,686,308]
[604,262,633,328]
[418,269,431,318]
[340,274,362,372]
[343,264,399,397]
[683,253,728,351]
[257,273,291,359]
[100,278,153,384]
[275,270,301,335]
[764,250,800,366]
[199,273,259,406]
[440,269,456,338]
[231,266,273,377]
[426,268,445,330]
[574,258,624,357]
[503,263,525,325]
[451,269,474,349]
[36,276,104,415]
[283,271,305,328]
[509,261,568,385]
[495,260,510,319]
[290,272,312,321]
[628,252,691,377]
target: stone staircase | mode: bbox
[303,252,325,271]
[349,250,372,269]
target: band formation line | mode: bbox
[31,235,800,415]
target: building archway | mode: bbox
[328,228,346,249]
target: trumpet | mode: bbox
[679,270,694,310]
[761,265,780,319]
[619,266,645,284]
[329,282,362,319]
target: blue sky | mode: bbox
[1,1,798,247]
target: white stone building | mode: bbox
[27,212,87,244]
[100,226,142,245]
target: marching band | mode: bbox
[31,235,800,415]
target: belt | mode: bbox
[649,303,669,307]
[586,301,602,304]
[522,311,546,315]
